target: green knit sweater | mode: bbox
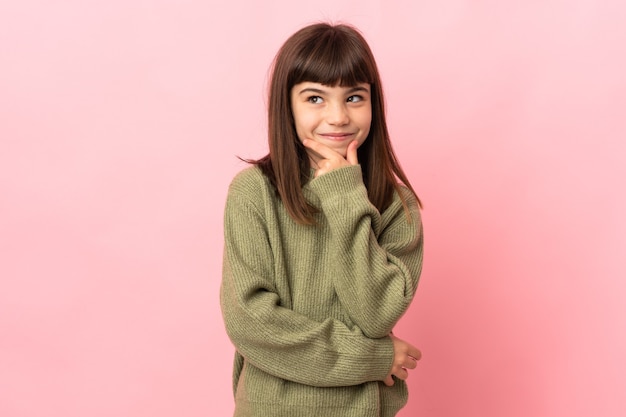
[220,164,423,417]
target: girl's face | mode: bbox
[290,82,372,162]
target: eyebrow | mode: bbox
[297,85,370,95]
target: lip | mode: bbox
[318,132,355,141]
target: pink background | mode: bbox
[1,1,625,416]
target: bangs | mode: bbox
[289,28,375,87]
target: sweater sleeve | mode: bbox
[220,172,394,387]
[307,165,423,339]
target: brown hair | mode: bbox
[250,22,421,225]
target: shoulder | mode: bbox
[383,184,422,225]
[228,166,271,195]
[226,165,277,213]
[396,184,420,211]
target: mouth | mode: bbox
[318,132,355,141]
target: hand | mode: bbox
[383,334,421,386]
[302,139,359,177]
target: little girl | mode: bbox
[221,22,424,417]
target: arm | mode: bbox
[303,139,423,339]
[220,173,394,387]
[308,166,423,339]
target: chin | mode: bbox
[332,146,349,157]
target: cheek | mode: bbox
[292,117,313,142]
[359,105,372,130]
[359,112,372,134]
[294,113,317,133]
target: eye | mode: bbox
[307,96,323,104]
[347,95,364,103]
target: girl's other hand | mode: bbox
[383,334,421,386]
[302,139,359,177]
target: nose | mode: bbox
[325,102,349,126]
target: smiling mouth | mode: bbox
[319,133,354,141]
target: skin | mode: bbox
[291,82,422,386]
[291,81,371,176]
[384,334,421,387]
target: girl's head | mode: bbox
[256,22,418,224]
[269,23,384,165]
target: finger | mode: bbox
[409,348,422,361]
[383,375,394,386]
[314,160,334,178]
[346,140,359,165]
[394,368,409,381]
[404,357,417,370]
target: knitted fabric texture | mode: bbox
[221,165,423,417]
